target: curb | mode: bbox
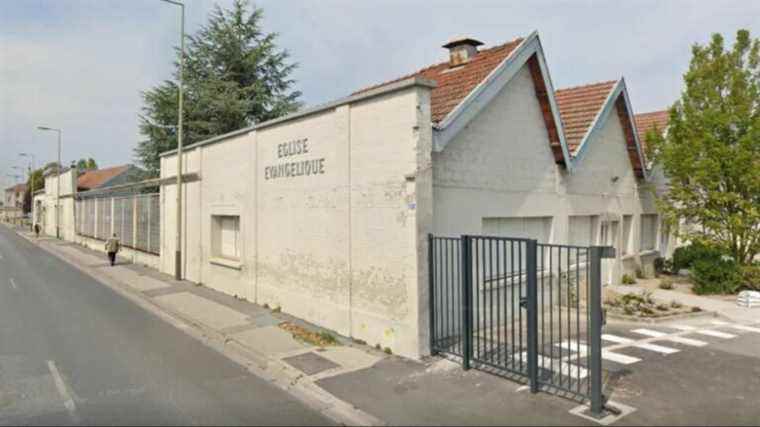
[13,229,384,426]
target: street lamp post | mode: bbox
[20,153,36,231]
[159,0,185,280]
[37,126,62,239]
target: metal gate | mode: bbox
[429,234,609,414]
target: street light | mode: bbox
[37,126,62,239]
[20,153,36,231]
[159,0,185,280]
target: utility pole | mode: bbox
[159,0,185,280]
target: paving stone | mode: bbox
[283,352,341,376]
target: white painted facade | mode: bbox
[158,32,673,358]
[161,79,435,358]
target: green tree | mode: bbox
[22,168,46,214]
[75,158,98,171]
[649,29,760,265]
[135,0,301,175]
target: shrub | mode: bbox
[691,256,742,294]
[621,274,636,285]
[659,279,675,290]
[671,242,725,272]
[740,265,760,291]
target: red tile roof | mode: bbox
[77,165,130,190]
[6,183,26,193]
[634,110,669,150]
[353,38,524,124]
[555,80,617,154]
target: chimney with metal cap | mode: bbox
[443,37,484,66]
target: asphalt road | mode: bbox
[0,225,332,426]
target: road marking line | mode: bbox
[671,325,696,331]
[47,360,79,422]
[602,334,679,355]
[728,325,760,333]
[709,321,760,333]
[555,341,640,365]
[9,278,18,290]
[693,329,737,339]
[631,328,708,347]
[515,351,589,379]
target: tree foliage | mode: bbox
[75,158,98,171]
[649,29,760,265]
[135,0,301,175]
[22,168,46,214]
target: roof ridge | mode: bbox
[635,109,669,117]
[555,79,618,94]
[352,37,524,96]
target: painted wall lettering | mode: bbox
[265,138,326,180]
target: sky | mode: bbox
[2,0,760,190]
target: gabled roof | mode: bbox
[556,79,647,178]
[634,110,669,151]
[354,32,573,168]
[555,81,617,154]
[77,165,131,190]
[354,38,524,124]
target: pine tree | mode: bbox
[135,0,301,175]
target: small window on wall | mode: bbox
[212,215,240,261]
[622,215,633,255]
[640,214,658,251]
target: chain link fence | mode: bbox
[75,193,160,255]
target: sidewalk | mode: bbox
[608,284,760,323]
[13,227,599,426]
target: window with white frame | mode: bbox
[640,214,658,251]
[212,215,240,261]
[622,215,633,255]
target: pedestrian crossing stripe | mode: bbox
[601,334,680,355]
[631,329,709,347]
[671,325,736,339]
[692,329,736,339]
[710,321,760,333]
[554,341,641,365]
[514,352,589,379]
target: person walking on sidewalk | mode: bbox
[105,233,121,266]
[34,223,40,238]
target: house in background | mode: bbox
[77,164,143,192]
[1,183,27,222]
[635,110,676,257]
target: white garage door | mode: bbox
[482,217,552,243]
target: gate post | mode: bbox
[461,235,473,371]
[428,234,437,356]
[526,239,539,393]
[588,246,613,416]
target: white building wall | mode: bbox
[433,64,563,239]
[434,64,662,284]
[42,169,77,241]
[161,82,434,358]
